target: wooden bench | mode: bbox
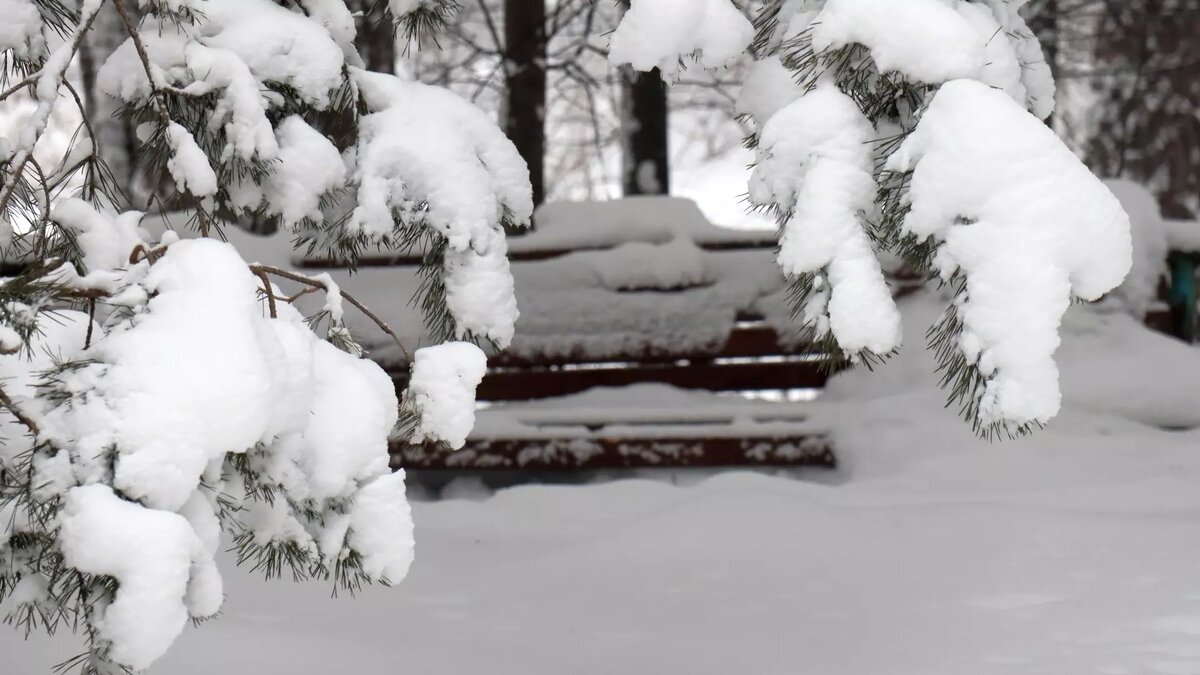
[295,199,1200,474]
[301,197,847,472]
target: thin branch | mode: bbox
[253,268,278,319]
[0,385,39,435]
[111,0,170,126]
[0,1,105,217]
[247,264,412,362]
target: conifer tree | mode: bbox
[0,1,528,672]
[611,0,1133,437]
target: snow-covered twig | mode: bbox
[0,385,39,435]
[247,264,413,361]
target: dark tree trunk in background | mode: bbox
[1085,1,1200,219]
[356,0,396,73]
[1025,0,1058,126]
[621,67,670,195]
[79,2,137,206]
[503,0,546,208]
[618,0,669,196]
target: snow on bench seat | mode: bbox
[390,384,835,470]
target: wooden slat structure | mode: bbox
[318,225,846,471]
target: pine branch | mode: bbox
[247,264,412,361]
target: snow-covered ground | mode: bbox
[6,291,1200,674]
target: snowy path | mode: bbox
[8,457,1200,674]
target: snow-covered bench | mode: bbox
[301,197,860,471]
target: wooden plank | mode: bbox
[392,357,834,402]
[390,435,836,470]
[486,323,811,369]
[300,239,779,268]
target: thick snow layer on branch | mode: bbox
[30,238,415,670]
[0,0,45,59]
[180,42,280,162]
[888,79,1131,426]
[977,0,1056,119]
[736,56,804,129]
[47,239,400,510]
[808,0,1055,118]
[196,0,347,109]
[350,71,530,346]
[0,311,93,465]
[406,342,487,449]
[608,0,753,79]
[166,123,218,197]
[59,485,208,671]
[812,0,984,83]
[348,471,415,582]
[262,115,346,229]
[51,199,146,278]
[750,85,901,354]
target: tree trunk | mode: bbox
[356,0,396,73]
[78,2,137,206]
[503,0,546,208]
[617,0,669,196]
[620,67,670,195]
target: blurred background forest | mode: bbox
[16,0,1199,227]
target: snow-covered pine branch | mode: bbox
[612,0,1133,437]
[0,0,524,672]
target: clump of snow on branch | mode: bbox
[807,0,1054,119]
[608,0,754,79]
[749,85,901,355]
[58,484,217,671]
[736,56,804,130]
[728,0,1127,432]
[1,0,514,671]
[51,198,147,281]
[8,240,411,671]
[261,115,347,229]
[404,342,488,449]
[166,122,218,197]
[0,0,45,59]
[888,79,1131,428]
[351,71,532,347]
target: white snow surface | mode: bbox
[608,0,754,79]
[0,0,45,60]
[807,0,1054,119]
[736,56,804,129]
[261,115,346,229]
[10,239,413,671]
[750,85,901,355]
[406,342,488,449]
[165,123,218,197]
[350,70,531,347]
[58,485,213,671]
[1100,179,1169,318]
[10,289,1200,673]
[812,0,986,84]
[889,79,1131,427]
